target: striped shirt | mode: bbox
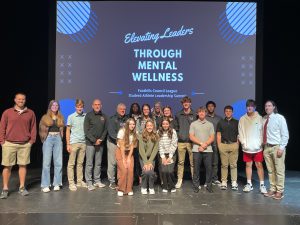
[158,129,178,158]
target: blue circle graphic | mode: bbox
[226,2,256,35]
[57,1,91,35]
[59,99,76,124]
[232,99,247,120]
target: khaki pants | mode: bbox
[218,143,239,183]
[263,145,286,193]
[177,142,193,179]
[67,143,86,185]
[116,149,134,194]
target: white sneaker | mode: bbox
[88,185,96,191]
[231,183,238,191]
[162,189,168,193]
[175,179,182,189]
[94,182,106,188]
[243,183,253,192]
[171,189,176,193]
[149,189,155,195]
[141,188,147,195]
[117,191,123,196]
[128,191,134,196]
[69,184,77,191]
[42,187,50,193]
[260,184,267,194]
[76,181,87,188]
[53,186,60,191]
[220,182,227,190]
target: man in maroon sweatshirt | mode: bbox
[0,93,36,199]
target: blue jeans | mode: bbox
[41,135,63,188]
[85,145,104,186]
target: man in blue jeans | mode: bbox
[84,99,108,191]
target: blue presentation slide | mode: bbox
[55,1,257,118]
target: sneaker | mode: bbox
[94,182,106,188]
[193,186,201,193]
[162,189,168,193]
[117,191,123,197]
[243,183,253,192]
[42,187,51,193]
[220,182,227,190]
[206,185,213,193]
[109,183,117,190]
[53,186,60,191]
[170,189,176,193]
[128,191,134,196]
[212,180,221,185]
[260,184,267,194]
[264,190,276,198]
[76,181,87,188]
[18,187,29,196]
[0,190,9,199]
[273,192,284,200]
[149,189,155,194]
[88,185,96,191]
[141,188,147,195]
[231,183,238,191]
[204,183,207,187]
[175,179,182,189]
[69,184,77,191]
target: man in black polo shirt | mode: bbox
[216,105,239,190]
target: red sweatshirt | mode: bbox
[0,107,37,145]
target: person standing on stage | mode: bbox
[115,118,137,196]
[107,103,128,190]
[174,96,197,188]
[66,99,87,191]
[189,106,215,193]
[136,104,156,134]
[129,103,141,121]
[205,101,222,185]
[158,118,178,193]
[0,93,36,199]
[39,100,64,193]
[238,99,267,194]
[139,119,159,195]
[216,105,239,190]
[263,100,289,200]
[84,99,108,191]
[152,101,163,128]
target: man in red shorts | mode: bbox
[238,99,267,194]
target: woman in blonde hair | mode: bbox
[39,100,64,193]
[115,118,137,196]
[139,119,159,195]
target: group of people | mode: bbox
[0,93,289,201]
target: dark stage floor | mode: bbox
[0,169,299,225]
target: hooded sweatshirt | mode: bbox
[238,111,263,153]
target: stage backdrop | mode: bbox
[55,1,258,119]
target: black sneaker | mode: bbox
[206,185,213,193]
[193,186,200,193]
[0,190,9,199]
[19,187,29,196]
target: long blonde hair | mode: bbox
[41,100,64,127]
[123,118,137,148]
[142,119,158,142]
